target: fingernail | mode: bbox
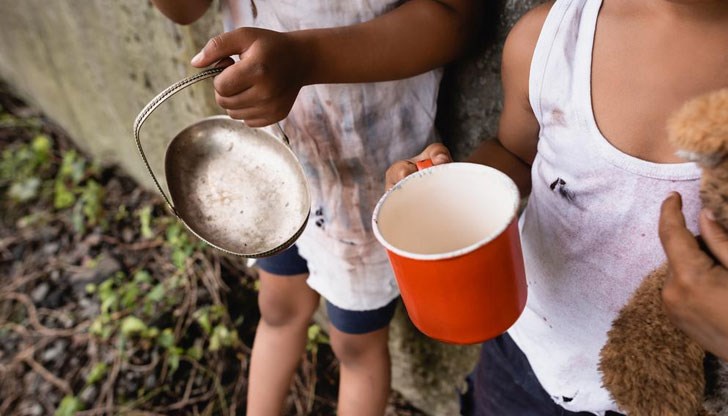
[703,208,716,222]
[191,51,203,65]
[433,154,449,164]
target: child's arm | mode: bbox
[659,193,728,361]
[149,0,212,25]
[189,0,477,127]
[386,3,552,197]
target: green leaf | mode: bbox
[31,134,51,158]
[89,317,105,337]
[306,323,330,353]
[54,180,75,209]
[80,179,104,225]
[146,283,165,303]
[54,395,83,416]
[120,316,147,337]
[194,310,212,335]
[57,150,85,185]
[186,345,203,361]
[307,324,322,342]
[138,205,154,239]
[142,327,159,339]
[120,282,140,309]
[86,362,108,385]
[133,270,152,284]
[100,294,118,314]
[100,325,113,341]
[209,325,239,351]
[157,328,175,349]
[71,202,86,234]
[209,305,226,321]
[167,350,181,375]
[172,249,188,269]
[114,204,128,222]
[209,331,221,351]
[101,295,119,313]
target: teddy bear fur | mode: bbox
[599,88,728,416]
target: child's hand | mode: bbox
[384,143,452,190]
[659,192,728,361]
[191,27,311,127]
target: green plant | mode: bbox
[52,149,105,233]
[194,305,241,352]
[0,134,52,202]
[136,205,154,239]
[54,395,83,416]
[306,323,330,355]
[165,221,205,269]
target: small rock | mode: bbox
[29,403,44,416]
[40,340,67,363]
[69,252,121,298]
[30,283,50,303]
[122,227,135,243]
[42,242,60,255]
[79,385,97,403]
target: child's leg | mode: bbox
[326,298,399,416]
[246,246,320,416]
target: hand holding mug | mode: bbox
[385,143,453,189]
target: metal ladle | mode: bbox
[133,68,311,257]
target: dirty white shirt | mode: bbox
[222,0,442,310]
[507,0,702,413]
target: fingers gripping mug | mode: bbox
[372,161,527,344]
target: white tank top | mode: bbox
[221,1,441,310]
[507,0,702,413]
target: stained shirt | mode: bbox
[222,0,442,310]
[507,0,702,413]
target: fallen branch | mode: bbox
[0,292,89,338]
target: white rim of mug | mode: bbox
[371,162,521,261]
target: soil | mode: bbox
[0,84,424,416]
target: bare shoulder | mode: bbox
[503,1,554,69]
[500,1,554,111]
[496,1,554,164]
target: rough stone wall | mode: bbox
[438,0,542,160]
[0,1,540,414]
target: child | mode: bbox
[149,0,476,414]
[386,0,728,414]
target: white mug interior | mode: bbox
[373,163,520,259]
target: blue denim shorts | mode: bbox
[461,333,625,416]
[255,245,399,334]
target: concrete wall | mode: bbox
[0,0,223,192]
[0,0,540,414]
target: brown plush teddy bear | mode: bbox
[599,88,728,416]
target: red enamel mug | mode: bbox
[372,161,527,344]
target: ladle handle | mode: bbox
[133,67,225,215]
[132,67,291,215]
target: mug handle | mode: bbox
[415,159,435,170]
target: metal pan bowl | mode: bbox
[164,116,310,257]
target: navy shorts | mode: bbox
[461,333,625,416]
[255,245,399,335]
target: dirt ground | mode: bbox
[0,83,424,416]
